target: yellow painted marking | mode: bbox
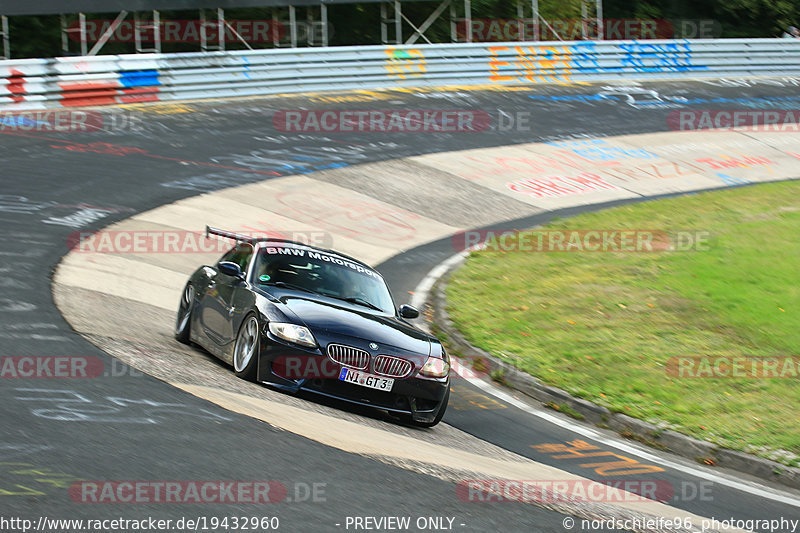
[0,463,81,494]
[127,82,587,112]
[0,485,47,496]
[489,45,580,85]
[385,48,427,79]
[579,460,665,476]
[489,46,514,82]
[34,477,77,489]
[8,468,54,476]
[308,93,395,104]
[450,385,508,410]
[531,440,665,476]
[120,103,196,114]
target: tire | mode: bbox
[175,284,195,344]
[233,313,260,381]
[411,387,450,428]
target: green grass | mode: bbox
[447,181,800,463]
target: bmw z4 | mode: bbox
[175,226,450,427]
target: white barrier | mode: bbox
[2,39,800,110]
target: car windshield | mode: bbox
[253,245,395,313]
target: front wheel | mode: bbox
[411,387,450,428]
[175,284,195,344]
[233,313,260,381]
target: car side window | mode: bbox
[219,243,254,274]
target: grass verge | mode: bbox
[446,181,800,465]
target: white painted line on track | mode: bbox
[410,250,468,310]
[413,250,800,508]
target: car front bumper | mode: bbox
[256,336,449,422]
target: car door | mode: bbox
[200,242,254,348]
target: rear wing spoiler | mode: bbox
[205,225,256,243]
[205,225,305,246]
[204,225,375,271]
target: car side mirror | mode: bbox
[398,304,419,319]
[217,261,245,279]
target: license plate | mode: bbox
[338,367,394,392]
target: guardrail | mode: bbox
[2,39,800,110]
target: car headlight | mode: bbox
[419,356,450,378]
[268,322,317,348]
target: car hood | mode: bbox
[267,290,432,356]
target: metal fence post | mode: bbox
[0,16,9,59]
[289,5,297,47]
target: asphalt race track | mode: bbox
[2,79,800,532]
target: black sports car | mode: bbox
[175,226,450,427]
